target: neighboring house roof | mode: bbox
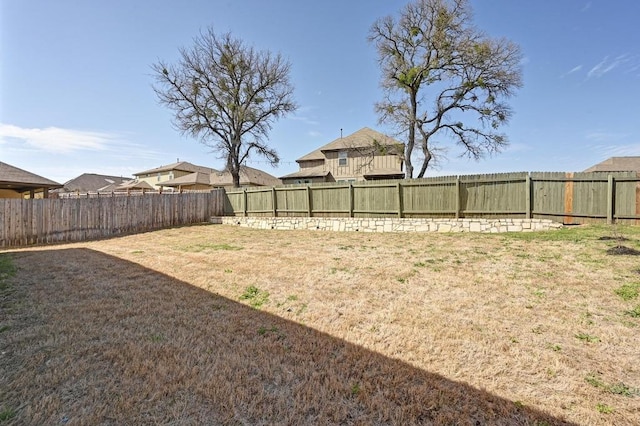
[160,172,213,188]
[0,161,62,192]
[56,173,131,193]
[280,166,333,179]
[209,166,282,187]
[160,166,281,188]
[99,181,135,192]
[116,180,155,190]
[583,157,640,172]
[297,127,404,162]
[134,161,217,176]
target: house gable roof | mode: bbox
[209,166,282,187]
[0,161,62,192]
[297,127,404,163]
[134,161,217,176]
[58,173,131,193]
[583,156,640,172]
[159,166,281,188]
[280,166,332,179]
[116,180,155,190]
[160,172,212,187]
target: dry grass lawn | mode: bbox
[1,223,640,425]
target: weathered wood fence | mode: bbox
[224,172,640,225]
[1,190,225,247]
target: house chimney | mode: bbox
[340,128,343,138]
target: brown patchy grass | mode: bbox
[2,223,640,425]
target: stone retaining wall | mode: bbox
[215,217,563,233]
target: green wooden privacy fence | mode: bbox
[224,171,640,225]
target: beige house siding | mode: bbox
[299,159,324,170]
[181,183,213,191]
[299,176,332,184]
[0,189,22,199]
[136,172,171,190]
[282,128,405,184]
[136,170,194,190]
[133,162,220,190]
[324,151,403,182]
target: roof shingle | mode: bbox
[0,161,62,191]
[297,128,404,162]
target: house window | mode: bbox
[338,151,348,166]
[157,173,161,182]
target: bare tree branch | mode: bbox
[151,28,297,187]
[369,0,522,178]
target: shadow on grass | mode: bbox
[1,248,576,425]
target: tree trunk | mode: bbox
[416,149,432,178]
[232,171,240,188]
[404,145,414,179]
[405,92,419,179]
[230,140,242,188]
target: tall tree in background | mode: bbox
[152,28,297,187]
[369,0,522,178]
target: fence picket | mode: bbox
[0,190,225,248]
[224,172,640,225]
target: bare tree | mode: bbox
[347,136,406,175]
[152,28,297,187]
[369,0,522,178]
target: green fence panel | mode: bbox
[461,172,528,217]
[402,177,457,217]
[309,185,350,217]
[275,187,308,217]
[353,183,398,217]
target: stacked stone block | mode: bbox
[216,217,563,233]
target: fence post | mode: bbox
[525,174,532,219]
[607,175,614,224]
[396,182,403,218]
[564,172,574,225]
[349,184,354,218]
[243,188,248,217]
[455,177,461,219]
[271,187,277,217]
[306,185,313,217]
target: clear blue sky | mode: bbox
[2,0,639,184]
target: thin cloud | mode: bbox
[589,143,640,158]
[586,130,640,158]
[581,2,592,12]
[627,64,640,74]
[0,123,114,153]
[585,131,629,143]
[587,55,629,79]
[561,64,582,78]
[290,115,319,126]
[504,142,532,153]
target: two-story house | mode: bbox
[133,161,217,190]
[281,127,405,185]
[161,165,281,190]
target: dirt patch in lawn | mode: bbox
[606,245,640,256]
[2,224,640,425]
